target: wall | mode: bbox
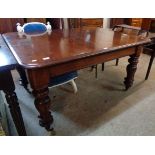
[103,18,110,29]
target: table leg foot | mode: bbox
[124,53,139,90]
[33,87,54,131]
[48,130,56,136]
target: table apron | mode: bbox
[26,46,140,88]
[49,47,137,77]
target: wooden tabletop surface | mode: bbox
[2,28,151,69]
[0,35,16,71]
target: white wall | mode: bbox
[103,18,110,29]
[63,18,68,29]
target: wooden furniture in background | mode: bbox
[110,18,152,31]
[149,19,155,32]
[0,18,24,33]
[130,18,142,27]
[110,18,125,28]
[80,18,103,28]
[3,28,150,132]
[26,18,46,23]
[0,35,26,136]
[68,18,103,29]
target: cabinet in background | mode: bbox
[0,18,24,33]
[68,18,103,29]
[110,18,151,31]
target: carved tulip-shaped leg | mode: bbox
[124,47,141,90]
[27,69,54,131]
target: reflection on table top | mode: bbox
[0,35,16,71]
[2,28,151,69]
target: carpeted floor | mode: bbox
[0,122,5,136]
[5,53,155,136]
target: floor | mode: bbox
[5,53,155,136]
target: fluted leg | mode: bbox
[124,53,140,90]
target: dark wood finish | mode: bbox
[145,48,155,80]
[0,35,26,135]
[141,18,151,31]
[68,18,103,29]
[28,68,53,131]
[130,18,142,27]
[111,18,152,31]
[3,28,151,131]
[68,18,80,28]
[0,18,63,34]
[110,18,125,28]
[124,47,141,90]
[113,24,149,36]
[46,18,63,29]
[101,63,104,71]
[16,65,30,93]
[26,18,46,23]
[112,24,149,68]
[149,19,155,32]
[115,58,119,66]
[0,18,24,33]
[3,29,150,69]
[142,34,155,80]
[0,37,16,70]
[143,41,155,80]
[113,24,141,31]
[80,18,103,28]
[0,70,27,135]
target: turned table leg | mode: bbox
[27,69,54,131]
[0,71,26,136]
[124,47,140,90]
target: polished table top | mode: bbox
[0,35,16,71]
[3,28,151,69]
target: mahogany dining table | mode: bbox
[2,28,151,133]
